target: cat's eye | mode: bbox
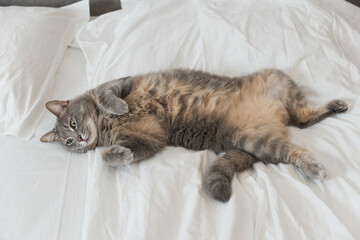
[66,138,74,145]
[70,118,76,129]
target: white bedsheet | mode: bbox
[1,0,360,239]
[78,0,360,239]
[0,48,89,240]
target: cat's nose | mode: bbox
[78,135,84,142]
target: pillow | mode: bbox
[0,1,89,139]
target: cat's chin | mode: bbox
[66,141,93,154]
[85,122,98,148]
[71,145,91,154]
[76,148,89,154]
[85,135,97,151]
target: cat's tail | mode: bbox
[205,150,257,202]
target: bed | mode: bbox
[1,0,360,239]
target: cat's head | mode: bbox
[41,97,98,153]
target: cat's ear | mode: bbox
[40,129,60,143]
[46,100,68,117]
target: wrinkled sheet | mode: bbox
[0,48,89,240]
[1,0,360,239]
[77,0,360,239]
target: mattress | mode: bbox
[1,0,360,239]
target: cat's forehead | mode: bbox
[68,98,92,113]
[55,101,84,123]
[68,99,85,110]
[56,114,71,129]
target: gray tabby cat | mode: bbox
[41,69,348,202]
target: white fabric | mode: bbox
[120,0,139,9]
[77,0,360,239]
[0,48,89,240]
[1,0,360,239]
[0,1,89,139]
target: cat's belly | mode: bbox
[166,93,289,152]
[167,115,235,153]
[227,96,289,129]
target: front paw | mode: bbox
[328,100,348,113]
[102,145,134,167]
[98,96,129,115]
[110,99,129,115]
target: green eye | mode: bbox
[70,118,76,129]
[66,138,74,145]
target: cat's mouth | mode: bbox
[82,127,97,148]
[75,121,97,152]
[81,131,89,142]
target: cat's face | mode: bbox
[41,98,98,153]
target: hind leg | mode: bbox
[286,83,348,128]
[285,143,327,179]
[205,150,258,202]
[234,133,326,179]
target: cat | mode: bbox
[41,69,348,202]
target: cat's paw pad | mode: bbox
[206,175,232,202]
[328,100,348,113]
[303,162,327,180]
[102,146,134,167]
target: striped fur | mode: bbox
[41,69,348,202]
